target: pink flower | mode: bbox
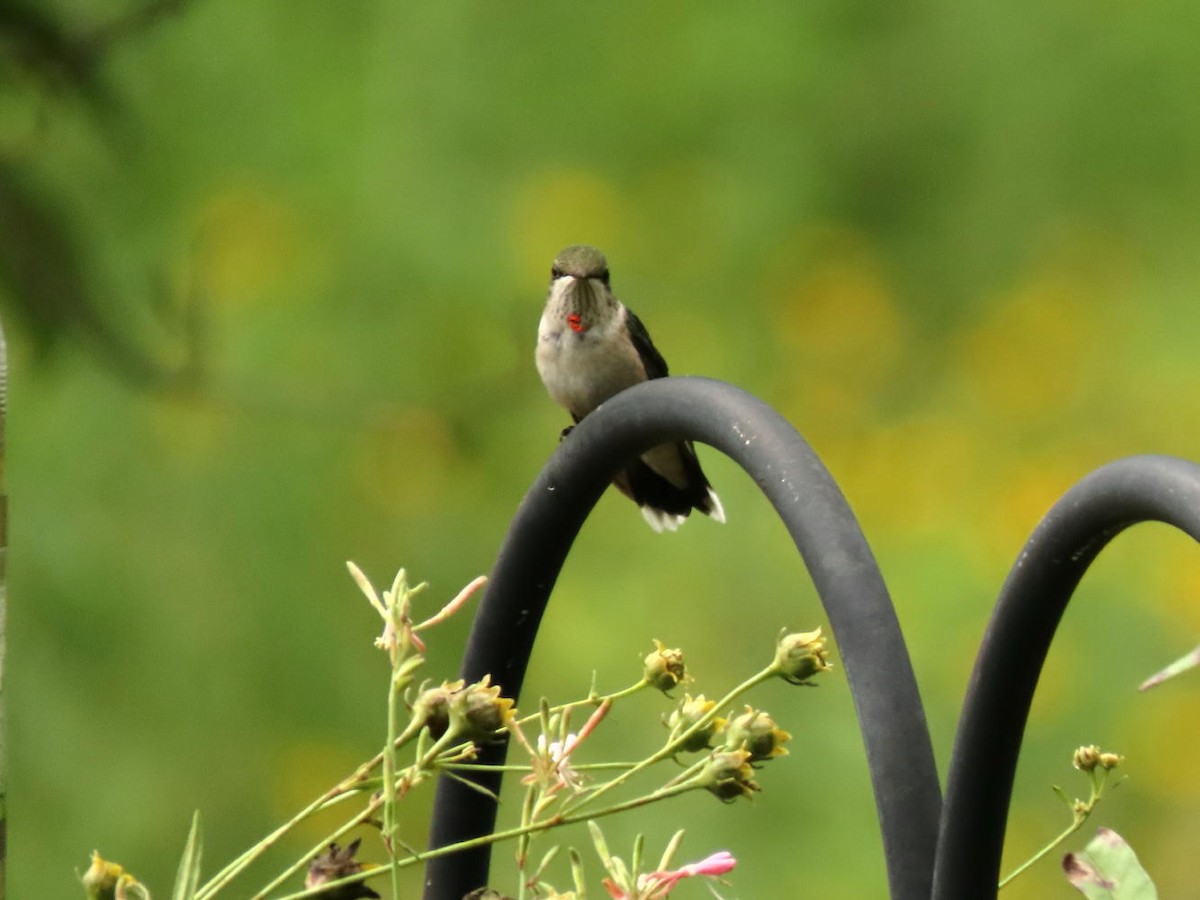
[638,851,737,897]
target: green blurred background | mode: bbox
[6,1,1200,897]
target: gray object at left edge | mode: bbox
[424,376,940,900]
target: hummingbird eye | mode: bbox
[598,268,610,285]
[551,266,563,279]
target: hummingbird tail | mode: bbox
[614,445,726,531]
[703,488,726,524]
[640,506,687,533]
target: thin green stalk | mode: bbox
[655,756,709,792]
[272,782,699,900]
[515,786,537,900]
[195,770,368,899]
[562,665,776,817]
[250,791,387,900]
[250,737,468,899]
[446,761,639,774]
[197,715,430,899]
[998,815,1088,889]
[382,663,404,900]
[999,769,1110,889]
[511,679,649,730]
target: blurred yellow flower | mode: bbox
[193,184,324,307]
[770,224,907,421]
[348,406,459,515]
[954,274,1099,422]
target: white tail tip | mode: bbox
[639,491,725,532]
[641,506,686,533]
[706,489,727,524]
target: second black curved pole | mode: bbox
[934,454,1200,897]
[424,377,940,900]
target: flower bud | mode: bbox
[699,748,761,802]
[1098,752,1123,770]
[643,640,687,694]
[723,706,791,762]
[305,839,380,899]
[448,675,516,744]
[81,852,149,900]
[773,628,833,684]
[410,679,464,739]
[1073,745,1102,772]
[81,852,129,900]
[642,850,737,893]
[667,694,725,752]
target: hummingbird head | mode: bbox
[546,245,616,331]
[551,245,610,284]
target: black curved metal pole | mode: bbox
[424,377,940,900]
[933,455,1200,898]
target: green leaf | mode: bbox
[532,844,561,881]
[587,821,613,871]
[1063,828,1156,899]
[655,830,686,872]
[1139,645,1200,691]
[630,833,644,883]
[171,811,203,900]
[569,847,588,898]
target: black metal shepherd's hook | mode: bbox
[423,377,941,900]
[933,454,1200,898]
[423,375,1200,900]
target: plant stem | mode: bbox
[271,782,699,900]
[998,815,1086,889]
[250,793,386,899]
[196,702,428,898]
[511,678,649,730]
[999,772,1107,889]
[562,665,776,818]
[195,767,370,900]
[446,761,638,774]
[383,663,403,899]
[249,737,467,899]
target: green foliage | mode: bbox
[1064,828,1157,900]
[8,2,1200,897]
[171,812,203,900]
[1139,645,1200,691]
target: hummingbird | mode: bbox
[535,244,726,532]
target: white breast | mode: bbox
[536,309,646,419]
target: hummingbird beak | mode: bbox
[555,274,599,305]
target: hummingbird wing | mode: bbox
[617,307,726,528]
[623,308,669,380]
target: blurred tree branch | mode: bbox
[0,0,193,100]
[0,0,206,393]
[1,6,203,890]
[0,317,6,900]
